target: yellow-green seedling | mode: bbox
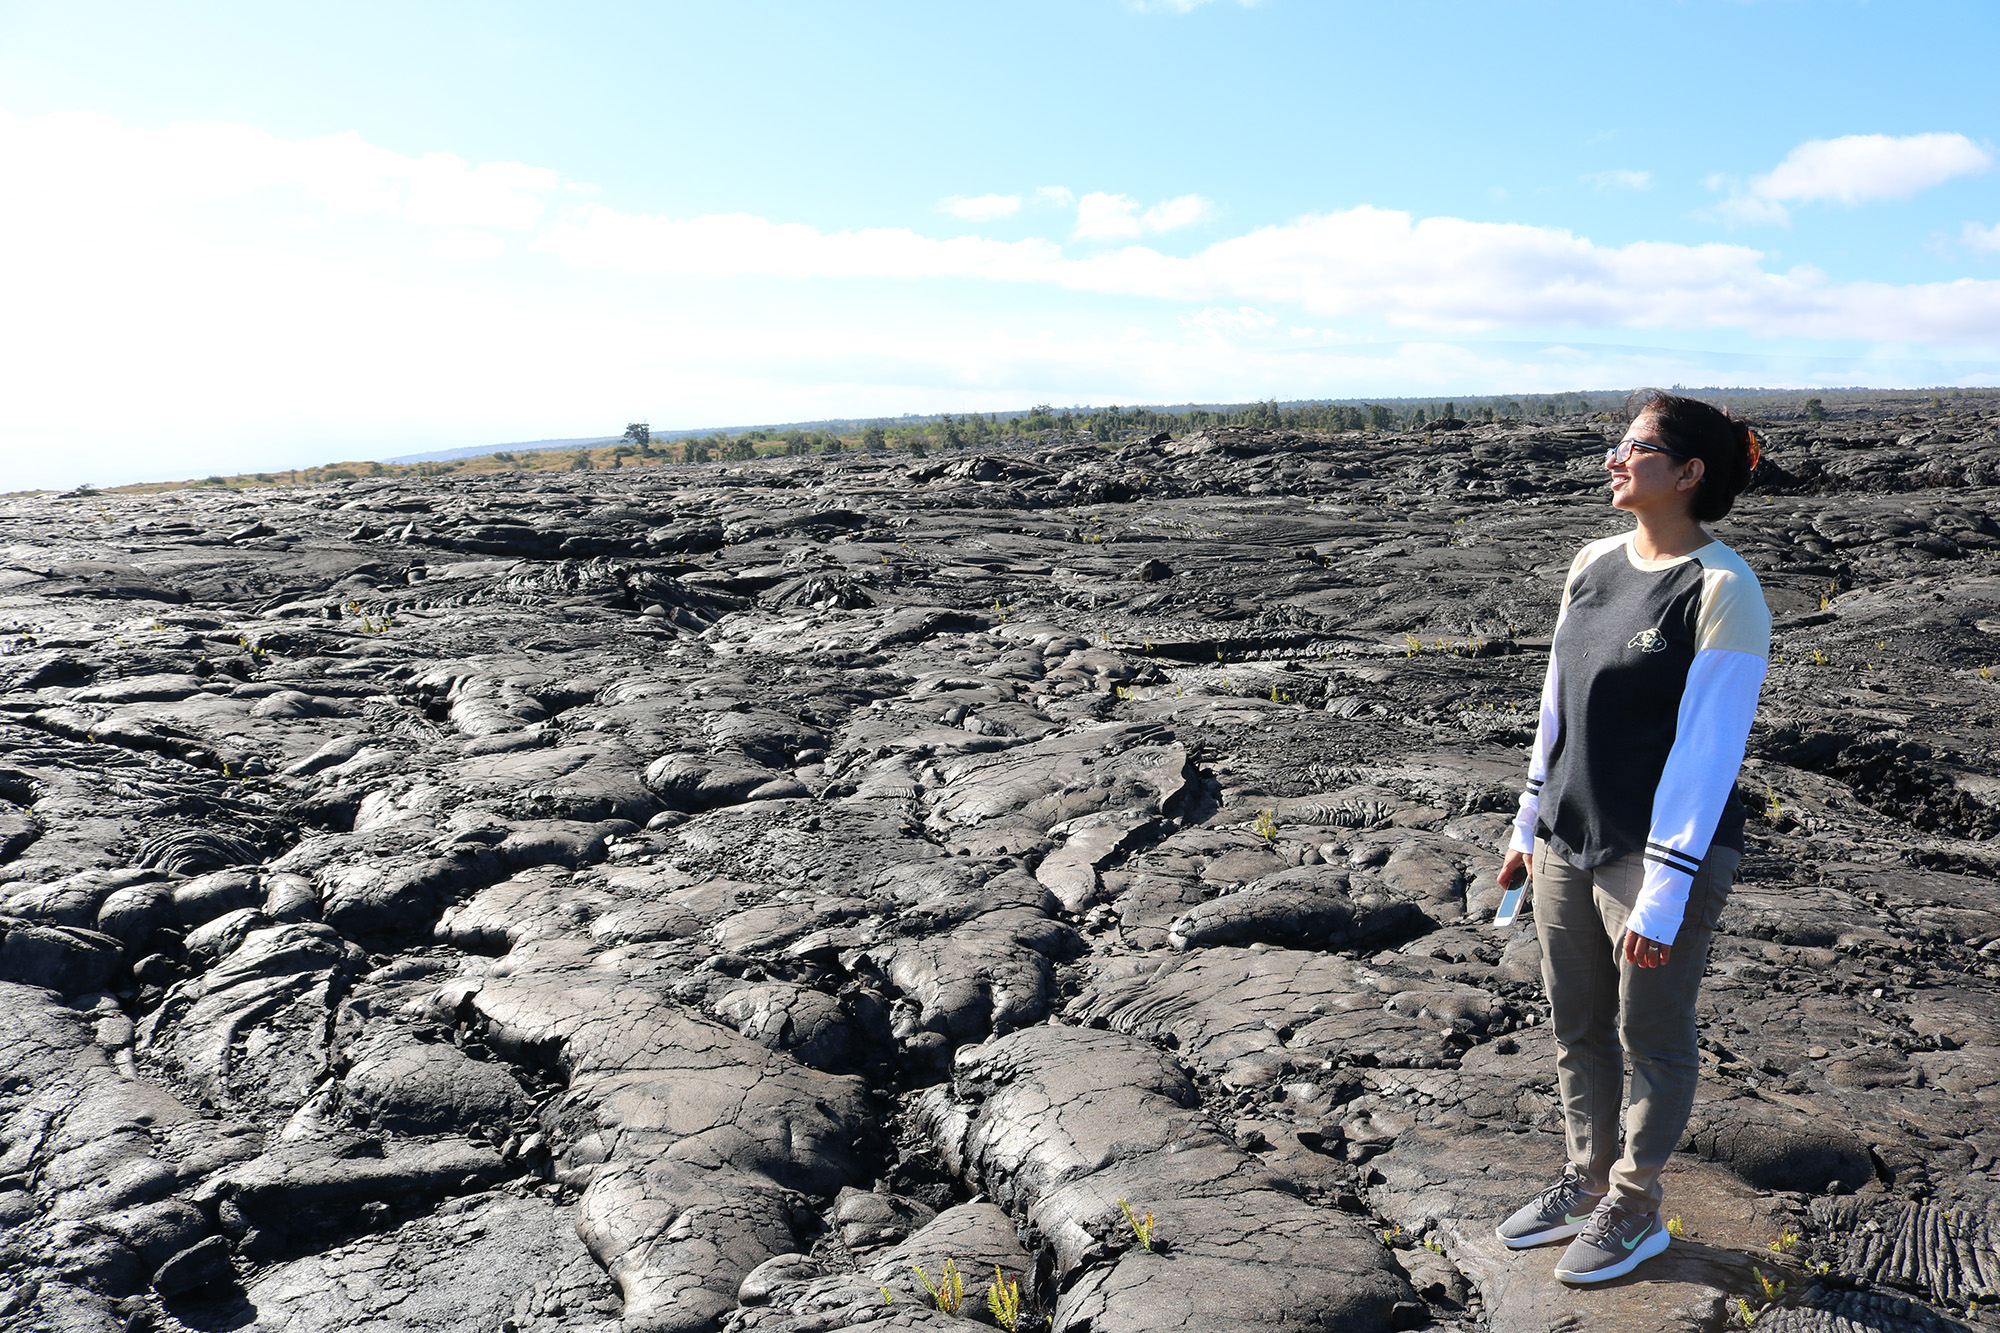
[1768,1228,1799,1254]
[879,1286,894,1306]
[1666,1215,1685,1239]
[1404,633,1421,659]
[1381,1223,1404,1248]
[912,1259,963,1314]
[1764,787,1782,821]
[1253,809,1279,843]
[1755,1269,1785,1303]
[1118,1199,1156,1251]
[1736,1297,1760,1328]
[986,1268,1023,1332]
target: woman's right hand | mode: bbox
[1498,848,1530,892]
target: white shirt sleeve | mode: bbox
[1625,647,1768,944]
[1510,546,1595,855]
[1509,649,1561,855]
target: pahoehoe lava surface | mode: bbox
[4,401,2000,1333]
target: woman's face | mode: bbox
[1608,412,1703,519]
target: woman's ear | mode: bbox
[1677,457,1706,492]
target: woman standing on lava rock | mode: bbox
[1492,389,1771,1284]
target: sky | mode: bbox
[2,0,1998,490]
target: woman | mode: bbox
[1492,390,1770,1284]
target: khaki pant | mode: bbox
[1530,838,1738,1209]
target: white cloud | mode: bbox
[1584,169,1651,191]
[940,192,1020,221]
[1073,191,1213,240]
[2,107,1998,492]
[1713,133,1992,225]
[433,228,507,261]
[1034,185,1075,207]
[543,201,2000,344]
[1962,221,2000,254]
[1074,192,1143,240]
[1757,133,1990,203]
[1183,305,1277,340]
[1143,193,1215,231]
[1125,0,1258,11]
[533,206,1065,280]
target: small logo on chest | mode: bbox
[1628,628,1668,654]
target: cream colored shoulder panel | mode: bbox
[1695,542,1772,658]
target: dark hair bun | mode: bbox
[1623,389,1758,522]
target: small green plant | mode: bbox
[1118,1199,1156,1251]
[1755,1269,1785,1303]
[1422,1235,1445,1254]
[1666,1215,1685,1238]
[1404,633,1421,658]
[879,1286,895,1306]
[986,1267,1023,1331]
[1809,648,1829,666]
[1808,1259,1830,1276]
[1252,809,1278,843]
[1735,1296,1760,1327]
[1764,787,1782,821]
[1381,1223,1403,1248]
[912,1259,963,1314]
[1769,1228,1799,1254]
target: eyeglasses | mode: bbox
[1606,436,1692,466]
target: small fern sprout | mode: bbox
[912,1259,963,1314]
[1768,1228,1799,1254]
[879,1286,894,1306]
[1736,1296,1760,1328]
[1252,809,1278,843]
[1755,1268,1785,1303]
[1666,1215,1685,1239]
[986,1267,1023,1332]
[1117,1199,1156,1251]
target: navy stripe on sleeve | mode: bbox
[1643,841,1701,878]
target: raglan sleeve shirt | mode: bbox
[1625,552,1770,944]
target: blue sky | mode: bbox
[2,0,1997,488]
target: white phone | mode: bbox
[1493,882,1526,928]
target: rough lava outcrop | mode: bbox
[3,399,1999,1332]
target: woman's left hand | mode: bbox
[1623,930,1672,969]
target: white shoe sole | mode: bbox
[1553,1227,1670,1283]
[1494,1218,1590,1249]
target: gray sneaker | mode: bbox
[1495,1168,1605,1249]
[1552,1197,1669,1283]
